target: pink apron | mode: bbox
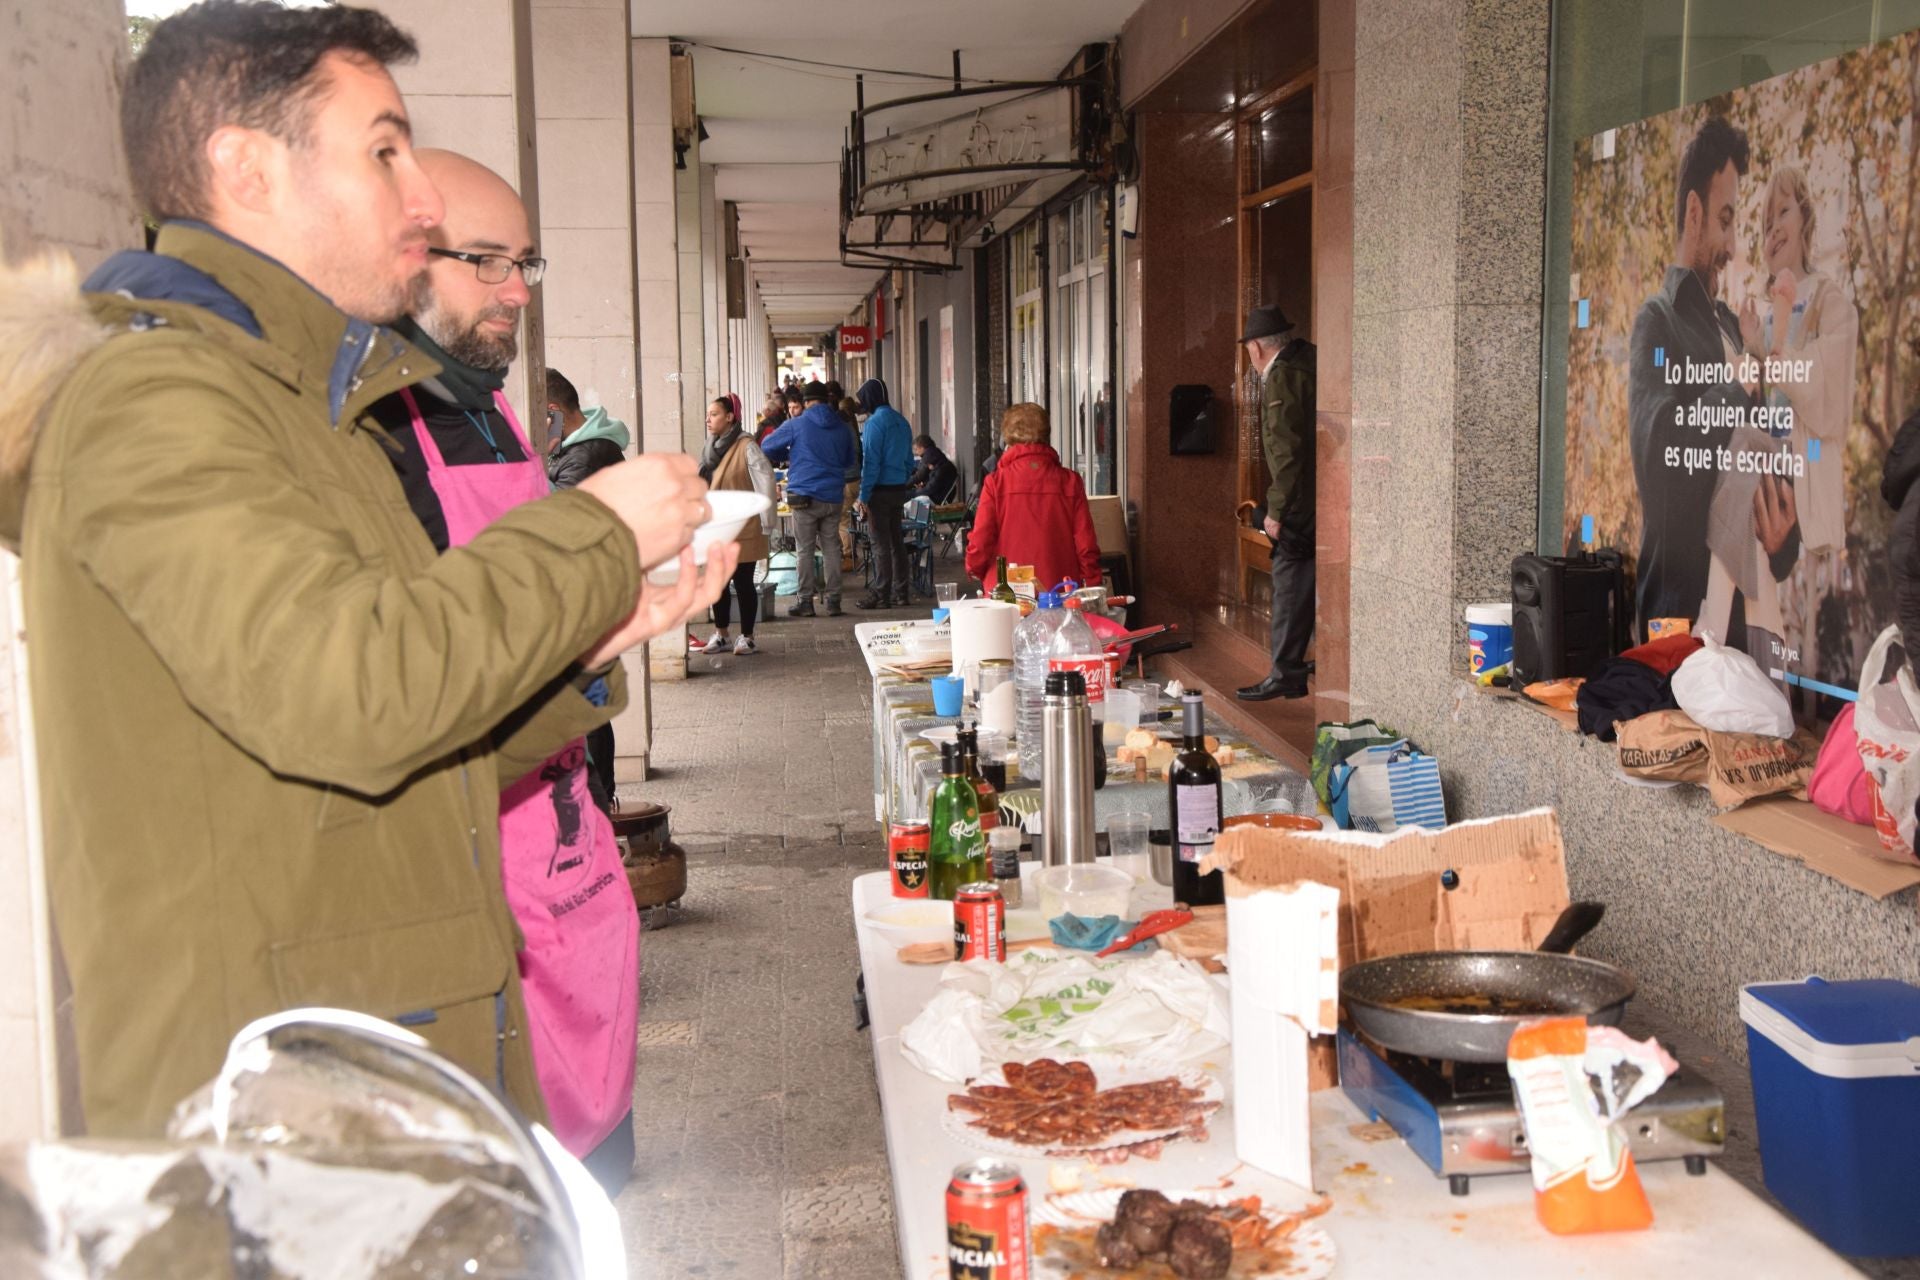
[402,387,638,1156]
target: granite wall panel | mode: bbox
[1349,0,1920,1068]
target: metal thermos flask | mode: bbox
[1041,670,1096,866]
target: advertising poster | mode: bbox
[1564,30,1920,720]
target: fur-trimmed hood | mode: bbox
[0,243,113,543]
[0,222,435,547]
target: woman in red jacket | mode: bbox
[966,402,1104,592]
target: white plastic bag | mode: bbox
[898,950,1231,1083]
[1852,624,1920,864]
[1670,634,1793,737]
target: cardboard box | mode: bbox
[1196,809,1575,1186]
[1202,807,1573,1083]
[1206,806,1573,968]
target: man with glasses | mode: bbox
[377,148,550,551]
[371,150,642,1191]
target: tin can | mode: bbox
[953,882,1005,962]
[946,1158,1029,1280]
[889,822,930,898]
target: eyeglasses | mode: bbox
[427,247,547,286]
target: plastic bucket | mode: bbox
[1465,602,1513,681]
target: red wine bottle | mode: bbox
[1168,691,1223,906]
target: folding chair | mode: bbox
[901,503,936,599]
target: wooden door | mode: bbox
[1234,73,1316,613]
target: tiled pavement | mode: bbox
[611,592,908,1280]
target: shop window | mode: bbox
[1542,0,1920,720]
[1009,222,1044,408]
[1049,190,1117,497]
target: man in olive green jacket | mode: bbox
[1237,304,1318,702]
[0,2,731,1136]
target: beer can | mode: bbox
[953,882,1005,962]
[889,822,930,898]
[946,1158,1029,1280]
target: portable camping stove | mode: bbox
[1337,1027,1725,1195]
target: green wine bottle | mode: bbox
[992,555,1018,604]
[929,742,988,900]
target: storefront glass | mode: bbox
[1009,222,1045,407]
[1050,188,1116,495]
[1542,0,1920,541]
[1542,0,1920,710]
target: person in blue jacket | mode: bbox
[853,378,916,609]
[761,380,856,616]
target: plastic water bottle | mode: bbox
[1013,585,1097,780]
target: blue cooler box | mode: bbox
[1740,977,1920,1257]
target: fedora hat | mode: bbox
[1238,304,1295,342]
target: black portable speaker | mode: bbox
[1510,550,1629,688]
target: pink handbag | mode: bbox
[1809,703,1874,826]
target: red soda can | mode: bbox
[953,882,1005,962]
[946,1158,1030,1280]
[889,822,930,898]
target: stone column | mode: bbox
[531,0,651,775]
[382,0,547,429]
[675,133,707,451]
[532,0,639,441]
[632,38,683,456]
[631,38,690,686]
[0,0,140,1141]
[699,164,728,410]
[1348,0,1549,729]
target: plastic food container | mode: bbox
[1740,976,1920,1257]
[1033,863,1133,924]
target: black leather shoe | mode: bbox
[1237,676,1309,701]
[855,594,889,610]
[825,600,846,617]
[786,601,816,618]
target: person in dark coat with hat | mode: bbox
[1237,304,1319,701]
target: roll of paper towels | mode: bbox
[950,600,1018,696]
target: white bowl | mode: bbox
[863,898,954,947]
[648,490,772,584]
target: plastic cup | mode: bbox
[1102,688,1140,744]
[929,674,964,716]
[1107,812,1150,859]
[936,582,959,603]
[1107,811,1152,882]
[931,607,950,623]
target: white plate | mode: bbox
[863,898,953,947]
[647,490,772,584]
[1003,904,1049,942]
[920,725,961,746]
[1033,1188,1336,1280]
[942,1057,1222,1157]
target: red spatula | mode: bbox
[1095,908,1196,957]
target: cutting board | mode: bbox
[1157,904,1226,972]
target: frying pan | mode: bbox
[1338,902,1636,1063]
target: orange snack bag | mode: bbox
[1507,1017,1675,1235]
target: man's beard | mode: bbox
[411,279,519,371]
